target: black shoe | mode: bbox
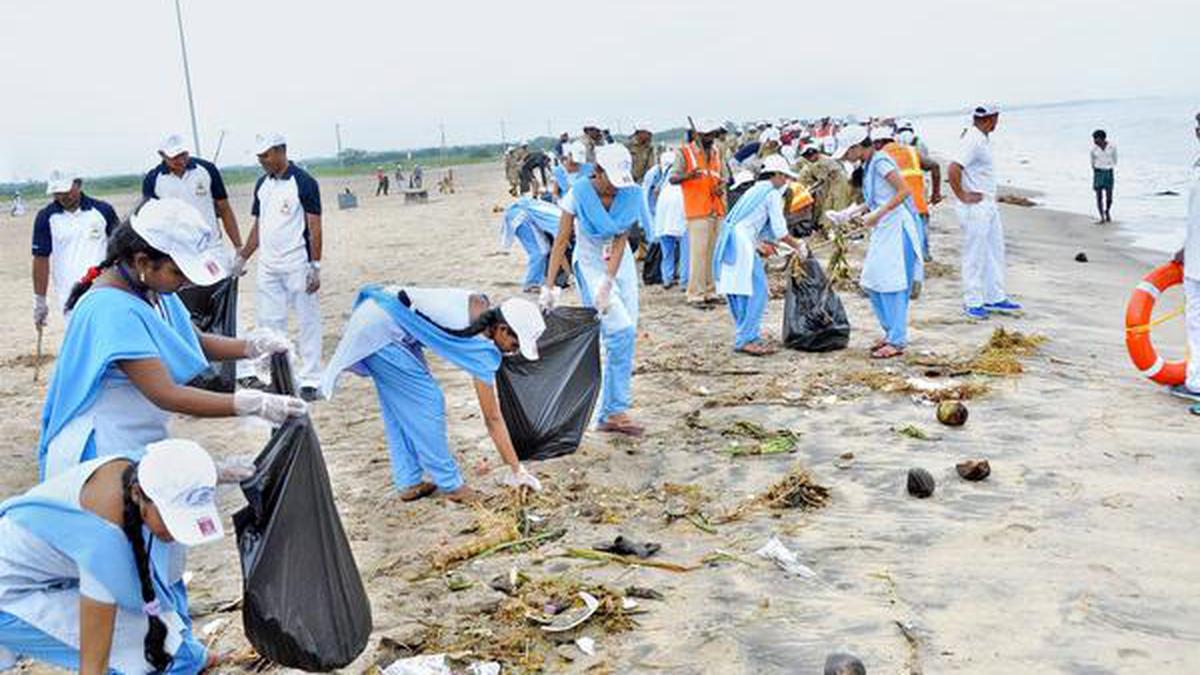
[237,377,267,391]
[299,386,323,402]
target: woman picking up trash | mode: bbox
[322,287,546,503]
[0,439,226,674]
[542,144,653,437]
[38,198,308,480]
[500,197,564,293]
[713,155,809,356]
[550,141,593,202]
[829,126,924,359]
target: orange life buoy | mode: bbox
[1124,261,1187,385]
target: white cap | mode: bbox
[693,118,723,134]
[760,154,798,179]
[896,118,915,131]
[565,140,588,164]
[832,126,870,160]
[759,128,781,145]
[582,119,601,130]
[973,104,1000,118]
[45,169,79,195]
[594,144,636,188]
[131,198,228,287]
[871,126,895,142]
[658,150,677,169]
[158,133,189,159]
[254,132,287,155]
[138,439,223,547]
[499,298,546,361]
[633,122,653,133]
[731,169,755,190]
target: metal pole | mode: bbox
[173,0,201,155]
[335,123,343,167]
[500,120,506,146]
[211,129,227,164]
[439,122,446,161]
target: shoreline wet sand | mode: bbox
[0,162,1196,674]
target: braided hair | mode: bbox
[64,214,170,312]
[120,464,173,672]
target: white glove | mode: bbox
[503,464,543,492]
[593,275,614,314]
[243,327,292,359]
[538,285,561,311]
[215,455,257,484]
[33,295,48,328]
[229,255,247,278]
[233,389,308,424]
[305,263,321,293]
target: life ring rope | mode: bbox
[1125,305,1185,335]
[1125,261,1187,386]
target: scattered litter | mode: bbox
[381,654,451,675]
[1075,252,1089,263]
[824,652,867,675]
[907,468,936,498]
[755,536,818,579]
[625,586,664,601]
[594,535,661,559]
[199,617,229,639]
[761,465,831,510]
[997,194,1037,207]
[895,424,935,441]
[466,663,501,675]
[621,598,640,610]
[446,575,472,592]
[956,459,992,481]
[834,452,856,470]
[575,637,596,656]
[936,400,969,427]
[970,328,1047,376]
[541,592,601,633]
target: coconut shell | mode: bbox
[936,400,969,427]
[956,459,991,481]
[907,468,935,498]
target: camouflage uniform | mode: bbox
[505,147,528,195]
[626,137,656,184]
[797,155,856,228]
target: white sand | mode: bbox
[0,162,1197,674]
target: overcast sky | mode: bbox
[1,0,1197,180]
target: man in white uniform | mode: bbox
[1171,112,1200,407]
[235,133,324,401]
[31,170,118,326]
[948,104,1022,320]
[142,134,241,251]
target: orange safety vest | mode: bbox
[882,142,929,215]
[679,143,727,219]
[785,182,814,213]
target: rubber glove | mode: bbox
[594,275,615,314]
[538,285,561,311]
[229,255,247,278]
[215,455,257,484]
[33,295,48,328]
[233,390,308,424]
[503,464,543,492]
[305,263,321,293]
[243,327,292,359]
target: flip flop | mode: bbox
[871,344,904,360]
[735,342,776,357]
[597,420,646,437]
[398,482,437,502]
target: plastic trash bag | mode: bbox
[233,354,372,671]
[181,277,238,392]
[642,242,664,286]
[782,254,851,352]
[496,307,601,461]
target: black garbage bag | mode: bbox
[496,307,601,461]
[233,354,372,671]
[782,254,851,352]
[642,242,664,285]
[181,277,238,392]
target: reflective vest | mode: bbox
[882,142,929,215]
[679,143,726,219]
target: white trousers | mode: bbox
[256,267,323,387]
[1187,278,1200,391]
[957,200,1007,308]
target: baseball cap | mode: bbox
[138,439,223,547]
[499,298,546,361]
[973,104,1000,118]
[594,144,636,188]
[254,132,287,155]
[801,144,821,157]
[158,133,189,159]
[832,126,870,160]
[731,169,756,190]
[131,198,228,287]
[896,119,915,132]
[761,154,798,179]
[871,126,895,142]
[45,169,79,195]
[658,149,677,169]
[565,140,588,164]
[633,122,653,133]
[693,118,723,134]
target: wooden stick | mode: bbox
[563,548,697,573]
[33,325,43,383]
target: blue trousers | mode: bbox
[600,327,636,422]
[679,232,691,288]
[866,231,919,347]
[0,610,207,674]
[659,235,681,284]
[363,344,463,492]
[726,256,769,349]
[515,224,548,289]
[918,214,930,260]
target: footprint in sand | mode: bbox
[982,522,1036,544]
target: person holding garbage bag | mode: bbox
[542,144,652,437]
[830,126,924,359]
[713,155,809,356]
[0,440,226,674]
[322,287,547,503]
[38,198,307,480]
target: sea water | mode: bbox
[913,97,1197,254]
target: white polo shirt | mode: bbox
[142,158,228,239]
[250,162,322,272]
[32,194,118,312]
[1186,158,1200,282]
[954,125,997,198]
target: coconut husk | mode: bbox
[760,465,831,510]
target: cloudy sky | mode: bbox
[1,0,1197,179]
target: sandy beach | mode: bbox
[1,162,1197,674]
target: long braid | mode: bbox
[64,254,118,312]
[65,206,170,313]
[121,465,173,672]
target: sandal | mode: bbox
[597,416,646,437]
[399,481,437,502]
[736,341,777,357]
[871,344,905,360]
